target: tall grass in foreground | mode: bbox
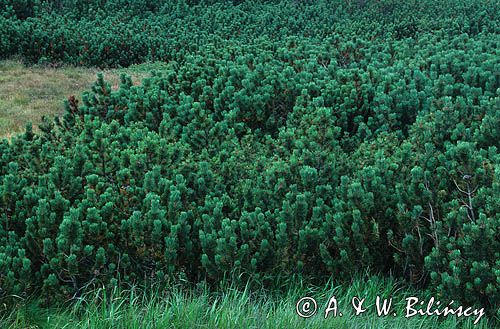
[0,274,494,329]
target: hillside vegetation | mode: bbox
[0,0,499,323]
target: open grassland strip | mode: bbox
[0,59,152,139]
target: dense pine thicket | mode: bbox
[1,0,499,67]
[1,0,499,317]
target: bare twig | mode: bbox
[453,176,477,222]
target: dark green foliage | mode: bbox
[1,0,499,67]
[1,0,499,319]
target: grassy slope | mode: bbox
[0,275,492,329]
[0,59,157,139]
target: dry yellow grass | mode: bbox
[0,60,149,139]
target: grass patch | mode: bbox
[0,274,494,329]
[0,59,154,139]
